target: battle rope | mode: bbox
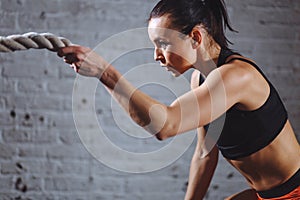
[0,32,72,53]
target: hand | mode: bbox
[57,45,109,79]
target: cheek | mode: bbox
[168,45,196,65]
[167,50,195,68]
[168,53,185,65]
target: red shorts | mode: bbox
[257,186,300,200]
[256,168,300,200]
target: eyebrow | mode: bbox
[153,37,167,43]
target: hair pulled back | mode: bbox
[149,0,237,49]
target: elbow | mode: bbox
[146,105,178,141]
[155,132,168,141]
[154,121,177,141]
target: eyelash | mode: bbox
[158,41,169,49]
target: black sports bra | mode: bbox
[201,48,288,160]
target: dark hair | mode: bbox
[149,0,237,49]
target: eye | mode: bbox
[158,40,169,49]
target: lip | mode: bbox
[166,66,175,72]
[162,66,172,72]
[161,65,172,69]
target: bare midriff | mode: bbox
[227,120,300,191]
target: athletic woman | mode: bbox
[57,0,300,199]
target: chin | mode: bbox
[171,72,181,77]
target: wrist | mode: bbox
[99,65,121,90]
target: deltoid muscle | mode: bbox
[0,32,72,53]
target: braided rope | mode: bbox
[0,32,72,53]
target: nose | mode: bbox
[154,48,166,64]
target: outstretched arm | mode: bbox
[58,45,249,140]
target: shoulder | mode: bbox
[215,59,254,87]
[204,60,254,102]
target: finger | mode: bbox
[57,45,81,57]
[72,63,81,73]
[57,45,91,57]
[64,54,79,64]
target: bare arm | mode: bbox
[58,46,250,140]
[185,129,219,200]
[184,71,219,200]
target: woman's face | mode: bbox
[148,15,197,77]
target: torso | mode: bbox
[222,54,300,191]
[193,50,300,191]
[228,119,300,191]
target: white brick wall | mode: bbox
[0,0,299,199]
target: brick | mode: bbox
[0,110,52,130]
[13,176,42,192]
[59,66,78,79]
[47,79,75,95]
[17,78,46,94]
[17,12,47,30]
[0,143,17,159]
[45,194,86,200]
[47,113,75,129]
[92,176,124,192]
[248,0,297,10]
[31,130,57,143]
[2,129,31,143]
[4,95,33,110]
[46,144,90,160]
[0,97,5,110]
[20,0,60,14]
[0,110,15,126]
[2,57,59,79]
[0,78,16,93]
[18,146,46,158]
[124,176,183,194]
[91,159,127,177]
[236,24,296,41]
[56,160,89,175]
[27,95,63,111]
[133,193,185,200]
[10,160,56,175]
[44,176,91,191]
[58,130,81,144]
[0,177,13,192]
[0,12,16,30]
[0,0,25,13]
[1,162,25,175]
[91,194,125,200]
[17,111,50,130]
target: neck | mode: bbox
[194,42,221,77]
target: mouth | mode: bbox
[161,65,172,70]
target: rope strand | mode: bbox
[0,32,72,53]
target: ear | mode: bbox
[190,27,202,49]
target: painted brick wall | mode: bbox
[0,0,299,200]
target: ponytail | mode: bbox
[149,0,237,49]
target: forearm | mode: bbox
[99,65,168,137]
[185,146,218,200]
[58,45,174,137]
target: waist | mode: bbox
[257,168,300,198]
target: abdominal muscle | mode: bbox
[227,120,300,191]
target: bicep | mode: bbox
[166,67,248,135]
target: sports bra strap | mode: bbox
[225,57,271,85]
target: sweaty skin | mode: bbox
[58,14,300,200]
[220,56,300,192]
[217,55,300,200]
